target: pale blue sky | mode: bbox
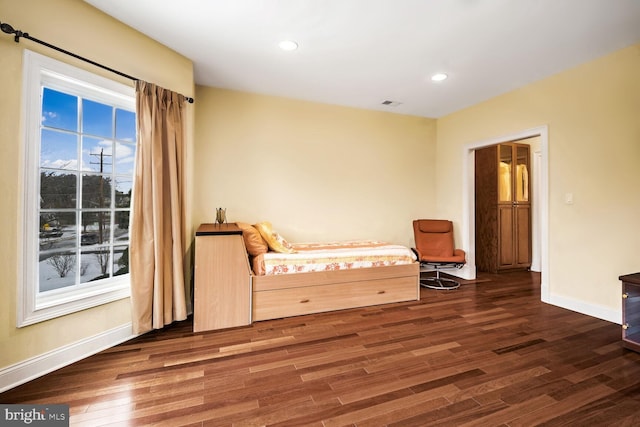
[41,87,136,174]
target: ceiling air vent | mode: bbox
[381,100,402,107]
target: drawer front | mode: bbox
[253,276,417,321]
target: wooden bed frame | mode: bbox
[193,223,420,332]
[252,258,420,321]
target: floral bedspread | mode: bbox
[252,240,416,276]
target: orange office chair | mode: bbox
[412,219,466,290]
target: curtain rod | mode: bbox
[0,20,195,104]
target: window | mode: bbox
[19,50,136,326]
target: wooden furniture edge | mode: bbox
[196,223,242,236]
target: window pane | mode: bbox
[82,174,112,209]
[42,88,78,132]
[114,211,130,242]
[40,171,77,209]
[39,211,76,252]
[80,247,110,283]
[116,109,136,141]
[114,142,136,175]
[40,251,77,292]
[82,99,113,138]
[114,177,132,208]
[113,245,129,276]
[80,211,111,246]
[82,137,113,173]
[40,129,78,170]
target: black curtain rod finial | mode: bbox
[0,22,14,34]
[0,21,24,42]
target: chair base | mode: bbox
[418,260,464,291]
[420,277,460,290]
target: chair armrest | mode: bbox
[411,247,423,259]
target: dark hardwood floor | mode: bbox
[2,271,640,426]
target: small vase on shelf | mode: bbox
[215,208,226,226]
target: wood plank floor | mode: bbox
[2,271,640,426]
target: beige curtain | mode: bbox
[130,81,188,334]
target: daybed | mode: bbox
[239,222,420,321]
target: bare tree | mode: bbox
[46,254,74,278]
[94,250,110,276]
[80,261,89,276]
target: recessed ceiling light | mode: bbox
[278,40,298,51]
[431,73,448,82]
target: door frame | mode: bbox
[461,125,549,302]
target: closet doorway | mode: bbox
[462,126,549,301]
[475,140,534,273]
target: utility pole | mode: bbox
[90,148,112,244]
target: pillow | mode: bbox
[254,221,296,253]
[236,222,269,256]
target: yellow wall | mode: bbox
[0,0,194,369]
[436,44,640,318]
[193,87,437,248]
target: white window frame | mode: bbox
[18,50,135,327]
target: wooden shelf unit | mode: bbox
[475,143,532,273]
[193,223,252,332]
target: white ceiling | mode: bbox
[83,0,640,118]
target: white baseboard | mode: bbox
[0,323,136,393]
[547,294,621,325]
[418,263,621,325]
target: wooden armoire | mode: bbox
[475,143,531,273]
